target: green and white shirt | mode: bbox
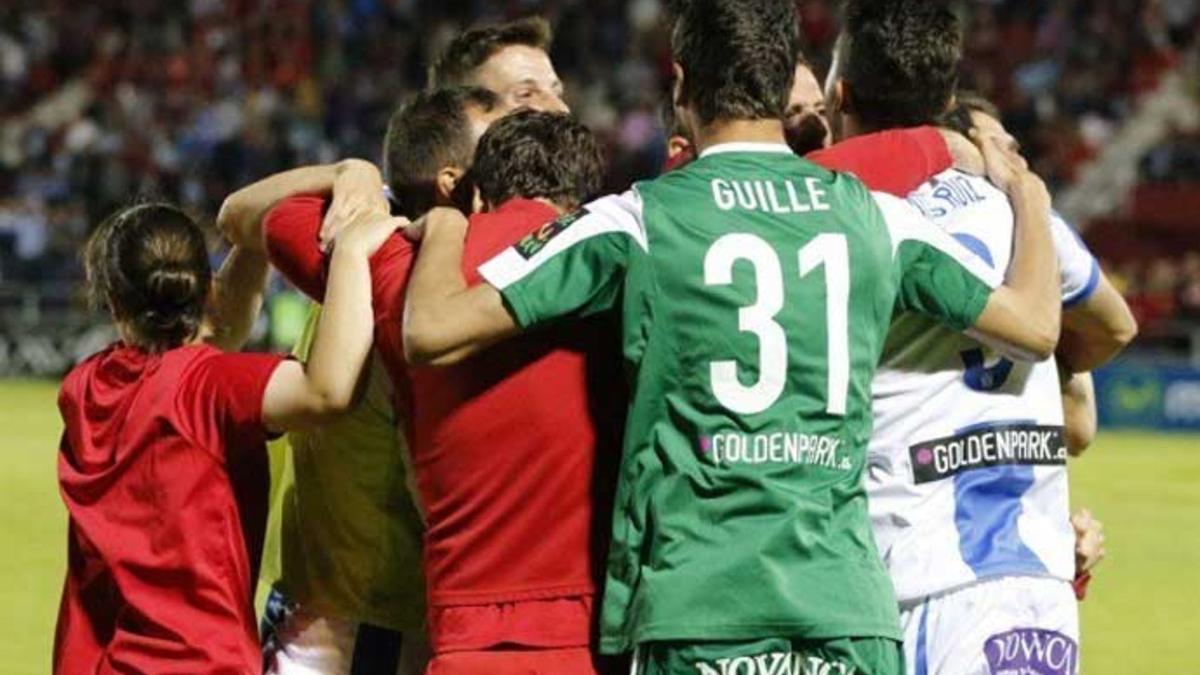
[478,143,996,651]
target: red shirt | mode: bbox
[266,198,623,652]
[806,126,953,195]
[55,343,282,674]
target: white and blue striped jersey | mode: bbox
[868,169,1100,603]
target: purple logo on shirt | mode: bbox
[985,628,1078,675]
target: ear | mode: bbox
[436,167,466,205]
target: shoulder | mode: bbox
[267,194,329,224]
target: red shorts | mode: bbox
[426,647,628,675]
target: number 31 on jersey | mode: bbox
[704,233,850,417]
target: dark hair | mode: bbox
[382,86,499,219]
[670,0,799,126]
[839,0,962,130]
[428,16,553,88]
[470,110,603,210]
[85,203,211,351]
[940,91,1002,137]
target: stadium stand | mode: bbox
[1,0,1199,376]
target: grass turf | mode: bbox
[0,379,1197,673]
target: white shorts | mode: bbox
[899,575,1079,675]
[262,589,430,675]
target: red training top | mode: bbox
[806,126,953,196]
[55,343,282,674]
[266,197,623,653]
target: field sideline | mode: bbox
[1,379,1197,673]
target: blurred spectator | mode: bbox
[0,0,1197,300]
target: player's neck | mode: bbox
[694,119,787,154]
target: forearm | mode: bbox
[1061,370,1097,456]
[306,247,376,410]
[203,246,270,351]
[403,217,472,363]
[218,160,377,249]
[1001,177,1062,357]
[1057,280,1138,373]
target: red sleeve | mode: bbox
[806,126,952,196]
[265,195,330,301]
[180,350,285,460]
[264,195,416,321]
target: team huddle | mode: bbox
[53,1,1137,675]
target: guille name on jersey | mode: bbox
[711,177,832,214]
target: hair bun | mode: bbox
[145,267,202,308]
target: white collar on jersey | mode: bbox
[699,142,794,158]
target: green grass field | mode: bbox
[1,379,1198,673]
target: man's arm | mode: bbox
[1058,276,1138,373]
[1062,370,1098,455]
[402,208,519,366]
[404,193,643,366]
[968,140,1061,361]
[217,159,384,251]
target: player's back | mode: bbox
[407,199,625,652]
[56,343,279,673]
[599,144,909,648]
[868,169,1076,604]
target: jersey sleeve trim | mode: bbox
[1063,259,1101,308]
[872,191,1003,288]
[478,189,647,291]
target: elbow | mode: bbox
[1020,313,1060,362]
[403,331,465,367]
[1065,423,1096,457]
[1113,315,1139,351]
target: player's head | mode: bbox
[428,16,567,113]
[941,91,1019,152]
[469,109,603,212]
[85,203,211,352]
[827,0,962,138]
[669,0,800,131]
[784,58,831,155]
[383,86,506,218]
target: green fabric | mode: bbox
[490,149,995,652]
[636,636,903,675]
[256,305,426,631]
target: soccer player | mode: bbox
[232,101,627,673]
[233,16,573,668]
[427,16,567,113]
[815,2,1135,672]
[400,1,1062,672]
[54,200,403,673]
[220,157,432,675]
[783,58,832,156]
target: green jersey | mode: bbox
[257,306,426,630]
[477,143,995,651]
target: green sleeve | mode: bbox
[477,190,646,328]
[895,240,995,331]
[873,191,1000,331]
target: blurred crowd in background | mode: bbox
[1,0,1198,332]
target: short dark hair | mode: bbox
[470,110,603,210]
[382,86,498,219]
[840,0,962,130]
[940,90,1002,137]
[670,0,799,127]
[428,16,553,88]
[85,203,211,351]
